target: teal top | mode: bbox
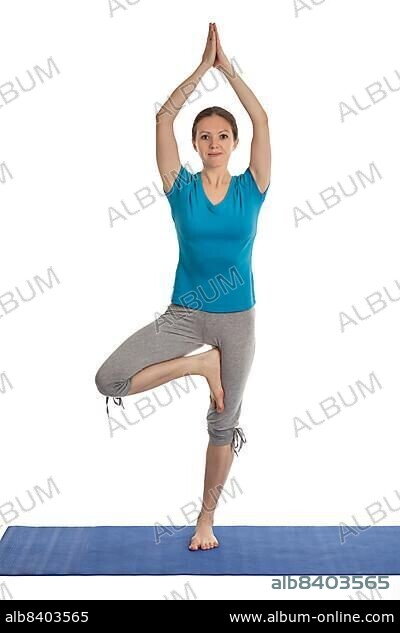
[164,165,270,312]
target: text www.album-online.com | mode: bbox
[228,612,395,624]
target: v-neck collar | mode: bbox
[198,171,234,208]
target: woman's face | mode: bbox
[193,115,238,168]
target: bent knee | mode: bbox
[95,366,130,398]
[94,366,111,395]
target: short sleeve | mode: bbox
[238,167,270,204]
[163,164,195,205]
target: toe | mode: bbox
[189,538,199,550]
[216,392,224,412]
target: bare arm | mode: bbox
[156,24,216,194]
[213,23,271,194]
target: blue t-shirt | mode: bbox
[164,164,270,312]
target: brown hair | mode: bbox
[192,106,238,143]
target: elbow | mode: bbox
[156,109,175,127]
[252,111,269,126]
[156,105,168,123]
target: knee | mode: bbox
[207,400,247,453]
[207,405,239,447]
[207,424,235,447]
[206,400,241,444]
[94,366,112,396]
[94,364,130,398]
[207,424,247,454]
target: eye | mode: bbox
[220,134,228,139]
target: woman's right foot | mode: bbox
[198,347,224,412]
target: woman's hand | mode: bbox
[213,23,233,74]
[201,22,216,69]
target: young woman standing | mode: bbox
[95,22,271,551]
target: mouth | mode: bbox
[208,153,222,156]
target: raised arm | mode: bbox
[156,24,216,194]
[213,23,271,194]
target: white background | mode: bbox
[0,0,399,600]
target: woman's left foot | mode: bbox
[188,517,219,551]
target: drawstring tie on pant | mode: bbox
[105,397,246,454]
[232,426,247,456]
[106,396,125,422]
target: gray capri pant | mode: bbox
[95,303,256,454]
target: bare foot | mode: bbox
[188,516,219,551]
[198,347,224,412]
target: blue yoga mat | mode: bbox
[0,525,399,575]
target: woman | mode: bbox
[95,22,271,551]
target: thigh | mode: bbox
[205,307,256,425]
[219,308,256,408]
[96,303,205,384]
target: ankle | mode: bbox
[190,351,208,377]
[197,510,215,526]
